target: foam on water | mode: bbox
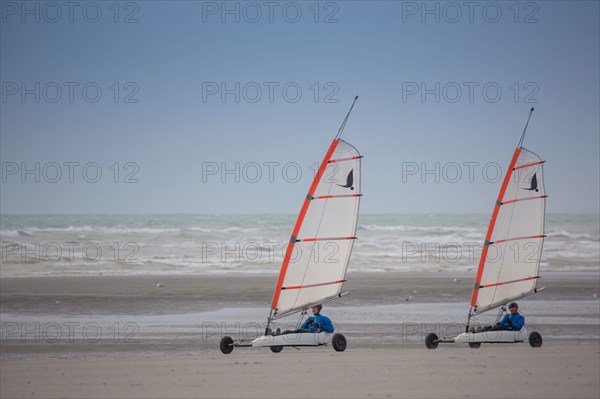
[1,214,598,277]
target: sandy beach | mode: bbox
[1,345,598,399]
[1,272,599,398]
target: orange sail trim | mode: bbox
[298,236,356,242]
[328,155,363,163]
[282,280,346,291]
[479,276,540,289]
[513,160,544,170]
[502,195,547,205]
[492,234,546,245]
[270,139,340,310]
[313,194,362,200]
[469,147,522,307]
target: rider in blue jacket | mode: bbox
[300,304,335,333]
[497,302,525,331]
[482,302,525,332]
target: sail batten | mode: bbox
[313,194,363,200]
[297,236,357,242]
[479,276,540,289]
[282,280,346,290]
[491,234,546,244]
[502,195,547,205]
[328,155,363,163]
[513,160,545,170]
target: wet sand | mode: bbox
[2,271,598,314]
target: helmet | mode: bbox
[508,302,519,309]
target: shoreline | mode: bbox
[2,270,598,305]
[1,271,598,359]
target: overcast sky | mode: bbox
[1,1,598,214]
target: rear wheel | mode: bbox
[529,331,543,348]
[332,333,347,352]
[270,345,283,353]
[468,342,482,349]
[220,336,234,354]
[425,333,439,349]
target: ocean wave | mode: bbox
[0,230,21,237]
[546,230,596,240]
[25,226,182,235]
[359,225,479,233]
[189,227,212,233]
[2,214,598,277]
[0,230,36,237]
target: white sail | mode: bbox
[470,146,547,315]
[270,138,362,317]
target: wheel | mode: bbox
[220,336,234,354]
[529,331,543,348]
[332,333,347,352]
[425,333,439,349]
[468,342,482,349]
[270,345,283,353]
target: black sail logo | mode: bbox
[523,172,539,192]
[338,169,354,190]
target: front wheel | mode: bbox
[468,342,481,349]
[425,333,439,349]
[270,345,283,353]
[220,336,234,354]
[332,333,347,352]
[529,331,543,348]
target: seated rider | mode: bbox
[281,304,335,334]
[300,304,335,333]
[481,302,525,332]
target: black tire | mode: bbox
[220,336,234,354]
[270,345,283,353]
[425,333,439,349]
[529,331,543,348]
[332,333,347,352]
[468,342,482,349]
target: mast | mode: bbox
[335,96,359,140]
[517,108,535,148]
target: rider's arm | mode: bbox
[319,316,335,333]
[498,314,508,326]
[511,314,525,331]
[300,317,313,330]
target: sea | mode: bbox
[1,214,598,278]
